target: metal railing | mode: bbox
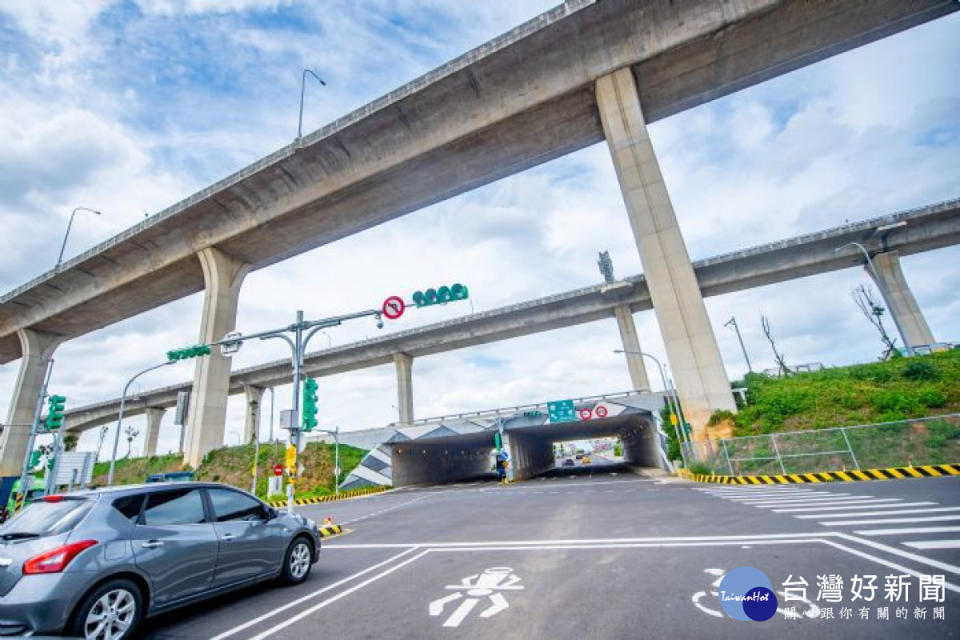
[682,413,960,476]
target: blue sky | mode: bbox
[0,1,958,458]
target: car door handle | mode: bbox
[222,533,236,541]
[141,540,164,549]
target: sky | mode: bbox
[0,1,958,459]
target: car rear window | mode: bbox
[112,495,144,521]
[0,498,92,539]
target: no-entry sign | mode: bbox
[382,295,406,320]
[274,464,283,477]
[579,408,593,420]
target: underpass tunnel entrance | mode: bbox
[504,412,662,481]
[390,431,497,486]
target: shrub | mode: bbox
[917,388,947,408]
[902,360,940,381]
[869,390,923,415]
[708,409,736,426]
[687,462,713,475]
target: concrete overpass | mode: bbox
[2,0,956,472]
[59,198,959,441]
[335,391,666,489]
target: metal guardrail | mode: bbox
[683,413,960,476]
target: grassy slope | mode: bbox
[90,442,366,500]
[731,350,960,435]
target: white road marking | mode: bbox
[429,567,523,627]
[754,498,903,508]
[794,507,960,519]
[903,540,960,550]
[821,539,960,594]
[209,546,422,640]
[834,532,960,576]
[775,501,937,513]
[819,515,960,526]
[738,495,864,505]
[246,549,432,640]
[855,526,960,536]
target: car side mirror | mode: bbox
[265,507,278,520]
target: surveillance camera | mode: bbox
[376,318,384,329]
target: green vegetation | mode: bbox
[89,441,367,501]
[730,350,960,435]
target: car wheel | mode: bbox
[68,578,143,640]
[281,536,313,585]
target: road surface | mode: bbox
[141,466,960,639]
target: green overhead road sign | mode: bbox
[166,344,212,361]
[547,400,576,423]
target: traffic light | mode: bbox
[45,394,66,431]
[301,377,318,431]
[166,344,212,362]
[412,283,469,308]
[29,449,42,469]
[494,432,502,450]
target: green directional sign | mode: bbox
[547,400,576,423]
[166,344,212,362]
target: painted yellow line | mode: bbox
[904,467,924,478]
[921,465,943,477]
[851,470,872,481]
[834,471,854,482]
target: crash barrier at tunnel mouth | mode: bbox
[318,524,343,537]
[676,463,960,484]
[267,485,388,507]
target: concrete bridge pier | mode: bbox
[614,305,650,392]
[393,352,414,425]
[183,247,250,468]
[243,385,264,443]
[596,67,735,440]
[867,250,935,350]
[0,329,63,476]
[143,407,166,457]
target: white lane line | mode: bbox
[699,489,814,496]
[710,491,822,499]
[855,526,960,536]
[208,546,421,640]
[775,501,937,513]
[738,495,858,505]
[246,549,432,640]
[795,507,960,519]
[834,532,960,576]
[819,515,960,526]
[749,498,899,508]
[903,540,960,550]
[821,539,960,594]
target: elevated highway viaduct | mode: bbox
[60,199,960,452]
[1,0,956,472]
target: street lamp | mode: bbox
[724,316,752,372]
[57,207,101,267]
[835,242,914,356]
[297,69,326,141]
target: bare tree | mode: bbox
[761,315,791,376]
[124,425,140,458]
[852,284,898,360]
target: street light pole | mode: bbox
[835,242,914,356]
[57,207,101,267]
[297,69,326,141]
[108,361,176,486]
[724,316,752,372]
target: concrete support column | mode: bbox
[867,250,935,349]
[243,385,264,443]
[184,247,250,467]
[596,68,735,439]
[614,305,651,391]
[393,352,414,425]
[0,329,63,476]
[143,407,166,457]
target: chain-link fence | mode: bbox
[682,414,960,476]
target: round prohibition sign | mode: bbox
[595,405,608,418]
[579,408,593,420]
[273,464,283,477]
[381,295,406,320]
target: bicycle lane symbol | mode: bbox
[692,568,820,620]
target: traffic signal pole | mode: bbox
[15,359,54,512]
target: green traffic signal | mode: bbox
[45,394,66,430]
[412,283,469,308]
[302,377,319,431]
[494,432,502,450]
[29,450,42,468]
[166,344,212,362]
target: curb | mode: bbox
[318,524,343,537]
[676,463,960,484]
[268,485,388,507]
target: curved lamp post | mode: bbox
[297,69,326,140]
[108,360,175,485]
[57,207,101,267]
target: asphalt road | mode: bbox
[141,467,960,639]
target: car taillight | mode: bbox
[41,495,64,503]
[23,540,98,575]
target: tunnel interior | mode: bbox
[389,412,662,487]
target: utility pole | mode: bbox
[724,316,752,373]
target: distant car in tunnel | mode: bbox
[562,459,575,467]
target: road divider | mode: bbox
[676,463,960,484]
[268,485,389,507]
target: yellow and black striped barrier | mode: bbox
[268,485,388,508]
[677,463,960,485]
[317,524,343,538]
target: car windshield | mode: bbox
[0,497,92,539]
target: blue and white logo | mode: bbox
[717,566,779,621]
